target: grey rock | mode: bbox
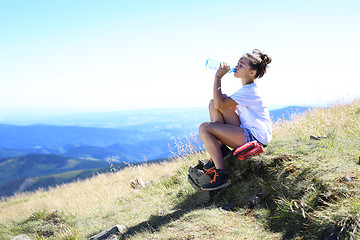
[188,165,211,190]
[310,135,326,140]
[89,224,126,240]
[221,203,236,211]
[251,195,261,207]
[11,235,31,240]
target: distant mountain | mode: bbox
[0,154,117,197]
[270,106,311,122]
[0,161,132,198]
[0,106,310,161]
[0,124,180,161]
[0,107,209,130]
[0,124,141,149]
[0,106,309,129]
[0,154,111,186]
[0,167,102,197]
[62,144,142,162]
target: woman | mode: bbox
[199,49,272,191]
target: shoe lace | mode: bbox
[204,169,218,183]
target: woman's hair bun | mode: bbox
[252,49,272,65]
[245,49,272,79]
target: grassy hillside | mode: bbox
[0,100,359,239]
[0,165,128,198]
[0,154,110,185]
[0,154,114,197]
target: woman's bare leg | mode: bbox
[199,100,246,169]
[209,99,240,126]
[199,122,246,169]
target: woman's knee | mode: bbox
[199,122,210,137]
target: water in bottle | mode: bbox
[205,58,236,73]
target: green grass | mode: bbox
[0,99,359,239]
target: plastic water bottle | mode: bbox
[205,58,236,73]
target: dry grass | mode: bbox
[0,134,203,222]
[0,161,176,220]
[128,208,282,240]
[274,99,360,140]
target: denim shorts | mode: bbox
[243,128,266,148]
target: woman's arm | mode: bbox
[213,63,238,110]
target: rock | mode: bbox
[320,225,345,240]
[106,235,120,240]
[310,135,326,140]
[130,177,146,190]
[187,165,211,190]
[221,203,236,211]
[11,235,31,240]
[160,174,169,179]
[250,195,261,207]
[344,176,352,182]
[89,224,126,240]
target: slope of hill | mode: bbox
[0,99,359,239]
[0,154,112,185]
[0,154,112,197]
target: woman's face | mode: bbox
[234,57,255,79]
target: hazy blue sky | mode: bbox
[1,0,359,113]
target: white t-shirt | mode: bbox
[230,83,272,145]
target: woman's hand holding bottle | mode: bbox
[215,62,231,80]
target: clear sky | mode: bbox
[0,0,359,114]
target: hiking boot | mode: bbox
[203,145,232,171]
[220,144,232,159]
[201,169,231,191]
[203,158,215,171]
